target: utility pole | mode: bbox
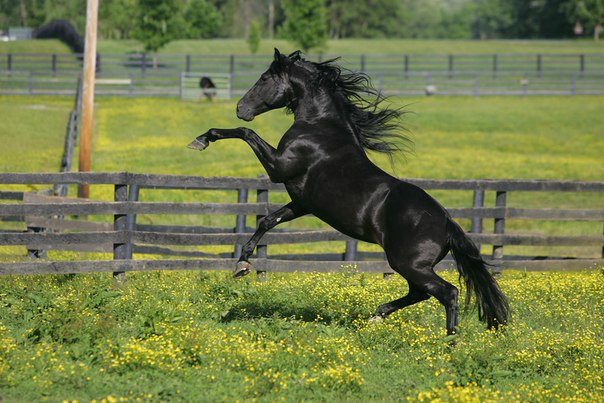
[268,0,274,40]
[78,0,98,199]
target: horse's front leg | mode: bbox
[235,202,307,278]
[189,127,286,182]
[188,127,245,151]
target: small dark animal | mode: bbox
[199,76,216,100]
[188,49,509,335]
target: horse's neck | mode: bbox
[293,89,347,124]
[292,90,364,150]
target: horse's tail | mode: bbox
[447,219,509,329]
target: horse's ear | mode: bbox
[274,48,281,61]
[288,50,302,62]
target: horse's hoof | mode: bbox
[368,315,383,323]
[187,137,209,151]
[234,261,252,278]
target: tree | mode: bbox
[101,0,138,39]
[326,0,401,38]
[184,0,222,39]
[567,0,604,40]
[281,0,327,52]
[247,19,261,54]
[132,0,185,53]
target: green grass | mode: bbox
[3,38,604,55]
[88,96,604,181]
[0,96,72,173]
[0,269,602,401]
[0,93,603,400]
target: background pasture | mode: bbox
[3,38,604,55]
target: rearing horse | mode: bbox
[188,49,509,335]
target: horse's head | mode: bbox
[236,49,303,121]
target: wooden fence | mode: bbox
[2,53,604,97]
[0,172,602,278]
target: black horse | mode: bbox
[188,49,509,334]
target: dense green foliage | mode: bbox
[2,0,603,52]
[0,269,602,401]
[282,0,328,52]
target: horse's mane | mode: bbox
[310,57,412,157]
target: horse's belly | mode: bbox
[284,177,391,245]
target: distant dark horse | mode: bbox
[188,49,509,334]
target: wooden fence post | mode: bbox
[141,53,147,76]
[492,190,506,273]
[229,55,235,99]
[344,240,357,261]
[233,188,248,259]
[125,184,139,259]
[256,185,268,281]
[536,54,542,77]
[471,190,485,251]
[113,183,129,281]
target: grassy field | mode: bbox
[0,269,602,401]
[1,92,603,401]
[2,38,604,55]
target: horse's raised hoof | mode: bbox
[233,261,252,278]
[187,137,209,151]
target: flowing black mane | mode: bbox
[310,57,412,157]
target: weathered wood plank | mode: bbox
[2,230,601,248]
[470,233,604,246]
[0,191,23,201]
[1,257,601,276]
[448,207,604,220]
[2,172,603,192]
[7,200,602,222]
[0,231,123,245]
[405,178,604,192]
[1,202,275,216]
[26,217,112,232]
[0,172,129,185]
[0,258,238,275]
[131,230,350,245]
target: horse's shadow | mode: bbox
[220,299,338,324]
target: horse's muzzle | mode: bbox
[236,103,255,122]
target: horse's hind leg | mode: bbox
[371,283,430,321]
[408,269,459,335]
[384,253,459,334]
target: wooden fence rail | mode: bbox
[1,172,603,277]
